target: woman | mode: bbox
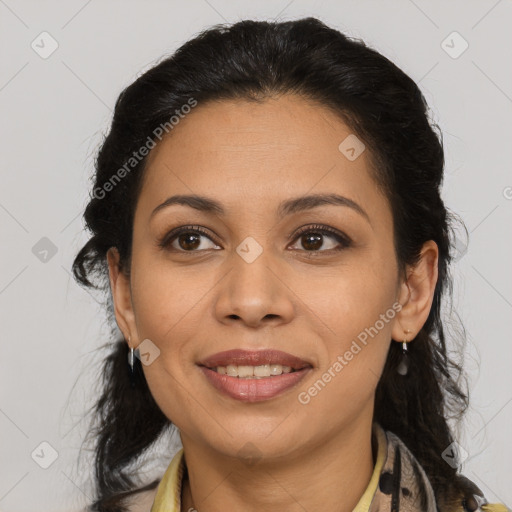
[72,17,509,512]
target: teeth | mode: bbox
[215,364,295,378]
[237,365,254,378]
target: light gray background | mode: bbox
[1,1,511,510]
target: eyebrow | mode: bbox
[150,193,370,223]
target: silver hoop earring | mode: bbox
[127,338,136,388]
[128,346,135,372]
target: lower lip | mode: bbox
[198,366,312,402]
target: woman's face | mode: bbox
[111,94,411,460]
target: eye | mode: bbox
[158,224,352,254]
[158,226,221,252]
[289,224,352,253]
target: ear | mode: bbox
[106,247,138,348]
[391,240,439,342]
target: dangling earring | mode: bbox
[127,337,135,388]
[397,329,412,376]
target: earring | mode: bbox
[128,347,134,372]
[127,337,135,388]
[397,329,412,376]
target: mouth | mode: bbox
[197,348,313,375]
[205,364,301,378]
[197,349,313,402]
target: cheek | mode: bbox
[130,261,205,427]
[130,249,210,341]
[294,289,395,430]
[295,253,397,397]
[128,255,215,409]
[305,256,397,344]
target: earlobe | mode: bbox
[391,240,439,341]
[106,247,137,346]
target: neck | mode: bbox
[180,415,376,512]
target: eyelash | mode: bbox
[158,224,352,254]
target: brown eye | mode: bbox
[300,232,324,251]
[290,225,351,253]
[158,226,221,252]
[176,233,202,251]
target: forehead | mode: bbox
[138,94,388,221]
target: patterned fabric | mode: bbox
[366,427,508,512]
[370,428,438,510]
[149,422,510,512]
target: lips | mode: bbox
[197,349,313,370]
[197,349,314,402]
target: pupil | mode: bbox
[179,233,200,250]
[303,233,322,251]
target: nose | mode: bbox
[214,247,295,329]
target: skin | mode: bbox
[107,94,438,512]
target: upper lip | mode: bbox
[198,349,313,370]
